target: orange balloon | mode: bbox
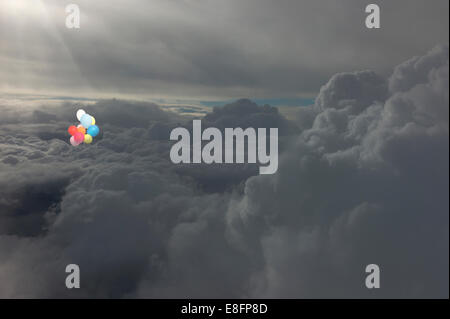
[77,125,86,134]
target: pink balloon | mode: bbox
[74,131,85,143]
[70,136,81,146]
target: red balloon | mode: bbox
[68,125,78,136]
[74,131,85,143]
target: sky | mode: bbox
[0,0,448,298]
[0,0,448,105]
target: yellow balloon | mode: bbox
[91,116,96,125]
[84,134,93,144]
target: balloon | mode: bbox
[74,131,85,143]
[70,111,97,147]
[70,136,81,146]
[84,134,93,144]
[68,125,78,136]
[77,125,86,134]
[80,114,92,128]
[76,109,86,121]
[87,125,99,137]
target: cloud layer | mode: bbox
[0,45,448,298]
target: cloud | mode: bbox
[0,45,448,298]
[226,44,449,298]
[0,0,448,100]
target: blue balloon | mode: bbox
[80,114,92,129]
[87,125,100,137]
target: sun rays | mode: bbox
[0,0,90,97]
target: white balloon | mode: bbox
[76,109,86,121]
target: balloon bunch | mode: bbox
[68,109,100,146]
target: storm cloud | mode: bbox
[0,45,448,298]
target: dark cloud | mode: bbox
[203,99,299,135]
[0,45,448,298]
[226,44,449,297]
